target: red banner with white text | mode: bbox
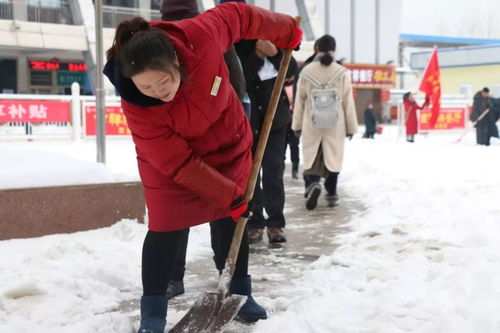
[344,64,396,89]
[0,100,70,122]
[84,104,131,136]
[419,106,466,131]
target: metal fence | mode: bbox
[0,1,162,25]
[27,0,73,24]
[103,5,161,28]
[0,91,122,140]
[0,0,73,24]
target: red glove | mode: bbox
[289,27,303,50]
[229,196,249,223]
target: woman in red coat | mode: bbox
[403,92,428,143]
[103,3,301,332]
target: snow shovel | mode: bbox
[169,20,300,333]
[453,108,490,143]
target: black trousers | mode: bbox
[142,217,249,296]
[285,127,300,165]
[248,127,287,229]
[476,123,491,146]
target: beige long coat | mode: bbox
[292,61,358,173]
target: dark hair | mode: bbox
[315,34,336,66]
[403,92,411,101]
[482,87,490,93]
[106,17,181,78]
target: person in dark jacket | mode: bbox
[471,87,499,146]
[363,103,376,139]
[235,37,298,244]
[103,3,302,332]
[159,0,250,302]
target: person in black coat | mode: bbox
[363,103,376,139]
[235,38,297,244]
[471,87,499,146]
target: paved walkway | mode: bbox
[120,164,364,332]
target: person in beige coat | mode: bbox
[292,34,358,210]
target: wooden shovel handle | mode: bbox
[221,17,302,289]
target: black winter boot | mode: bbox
[230,275,267,322]
[305,182,321,210]
[138,295,167,333]
[325,194,338,207]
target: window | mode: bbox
[30,71,52,86]
[0,58,17,93]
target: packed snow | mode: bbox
[1,126,499,333]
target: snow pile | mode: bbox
[253,129,500,333]
[2,128,500,332]
[0,140,138,189]
[0,220,144,332]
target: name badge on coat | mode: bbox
[210,76,222,96]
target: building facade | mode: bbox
[410,44,500,97]
[1,0,402,124]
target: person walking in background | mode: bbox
[159,0,249,302]
[292,34,357,210]
[471,87,499,146]
[103,3,302,332]
[403,92,428,143]
[363,103,376,139]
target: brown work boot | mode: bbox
[267,227,287,243]
[248,228,264,244]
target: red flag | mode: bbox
[419,48,441,128]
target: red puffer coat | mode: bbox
[115,3,300,231]
[404,99,426,135]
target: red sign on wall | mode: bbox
[85,105,131,136]
[344,64,396,89]
[0,100,70,122]
[420,107,466,130]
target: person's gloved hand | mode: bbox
[294,130,302,138]
[346,134,353,140]
[229,195,250,223]
[424,96,430,107]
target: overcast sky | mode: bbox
[400,0,500,39]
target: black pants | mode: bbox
[285,127,300,165]
[169,228,189,281]
[304,172,339,196]
[142,217,249,296]
[476,123,491,146]
[248,127,287,229]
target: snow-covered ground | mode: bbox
[1,126,500,332]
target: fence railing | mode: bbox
[0,85,122,140]
[0,1,163,26]
[27,0,73,25]
[103,5,161,28]
[0,0,73,24]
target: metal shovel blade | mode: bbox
[169,292,247,333]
